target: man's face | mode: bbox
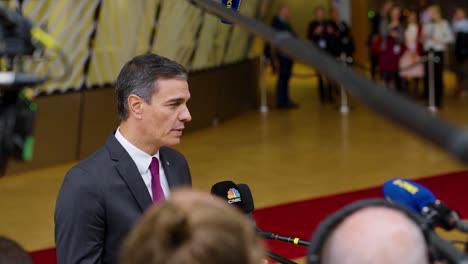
[316,9,325,20]
[141,78,191,147]
[279,6,289,19]
[382,2,393,15]
[331,8,339,21]
[455,9,466,20]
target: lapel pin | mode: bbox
[166,161,170,166]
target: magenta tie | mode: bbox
[149,157,165,203]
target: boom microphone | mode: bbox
[220,0,241,24]
[383,178,468,232]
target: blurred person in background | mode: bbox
[399,9,424,98]
[421,5,454,108]
[418,0,431,25]
[266,4,298,110]
[452,7,468,98]
[328,6,355,61]
[308,6,334,104]
[121,189,265,264]
[368,1,393,81]
[0,236,34,264]
[377,5,404,90]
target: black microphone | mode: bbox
[236,183,311,247]
[211,181,311,246]
[236,183,254,212]
[210,181,299,264]
[210,180,247,212]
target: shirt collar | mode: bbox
[115,127,160,175]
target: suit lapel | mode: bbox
[160,149,177,188]
[106,134,152,212]
[115,160,152,211]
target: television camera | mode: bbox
[0,3,66,175]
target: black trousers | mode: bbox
[423,51,444,108]
[369,52,379,80]
[318,74,334,103]
[276,56,293,106]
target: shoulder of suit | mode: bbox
[79,145,109,164]
[68,145,113,178]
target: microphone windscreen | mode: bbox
[383,178,436,213]
[237,183,255,213]
[210,181,243,210]
[220,0,242,24]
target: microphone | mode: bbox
[210,180,248,213]
[383,178,468,232]
[382,178,436,212]
[227,182,311,247]
[236,183,254,213]
[210,181,300,264]
[220,0,241,24]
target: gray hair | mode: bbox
[115,54,188,120]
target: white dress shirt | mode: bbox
[422,20,454,51]
[114,128,170,200]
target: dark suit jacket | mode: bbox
[54,133,192,264]
[264,16,296,61]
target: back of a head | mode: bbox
[0,236,34,264]
[321,207,429,264]
[121,192,263,264]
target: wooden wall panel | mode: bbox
[5,93,81,174]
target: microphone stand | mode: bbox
[265,250,298,264]
[256,227,311,247]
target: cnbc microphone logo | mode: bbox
[227,188,241,204]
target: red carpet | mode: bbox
[253,171,468,260]
[30,171,468,263]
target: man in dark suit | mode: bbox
[54,54,193,264]
[268,5,298,109]
[308,6,335,104]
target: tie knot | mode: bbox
[150,157,159,171]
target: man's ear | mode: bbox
[127,94,144,120]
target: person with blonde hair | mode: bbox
[399,10,424,98]
[121,189,265,264]
[420,5,454,108]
